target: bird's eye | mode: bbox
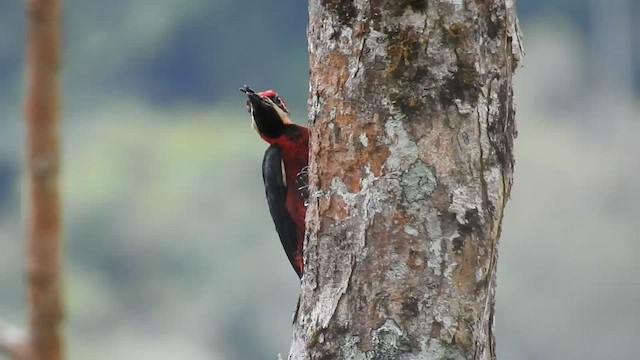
[272,95,287,112]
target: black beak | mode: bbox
[240,84,255,95]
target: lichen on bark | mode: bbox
[290,0,522,359]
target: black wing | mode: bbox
[262,145,301,277]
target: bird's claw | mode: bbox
[296,166,310,207]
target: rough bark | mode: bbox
[290,1,522,359]
[24,0,64,359]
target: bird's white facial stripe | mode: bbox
[281,159,287,187]
[274,103,292,124]
[263,96,292,124]
[250,107,258,132]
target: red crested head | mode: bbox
[258,89,276,97]
[257,89,288,113]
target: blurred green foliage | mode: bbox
[0,1,638,359]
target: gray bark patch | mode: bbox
[371,319,412,359]
[400,161,436,203]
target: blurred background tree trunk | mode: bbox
[0,1,64,359]
[24,0,64,358]
[290,1,522,359]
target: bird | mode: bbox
[241,85,309,278]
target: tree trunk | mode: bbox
[25,0,64,359]
[290,1,522,359]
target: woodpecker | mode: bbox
[241,85,309,278]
